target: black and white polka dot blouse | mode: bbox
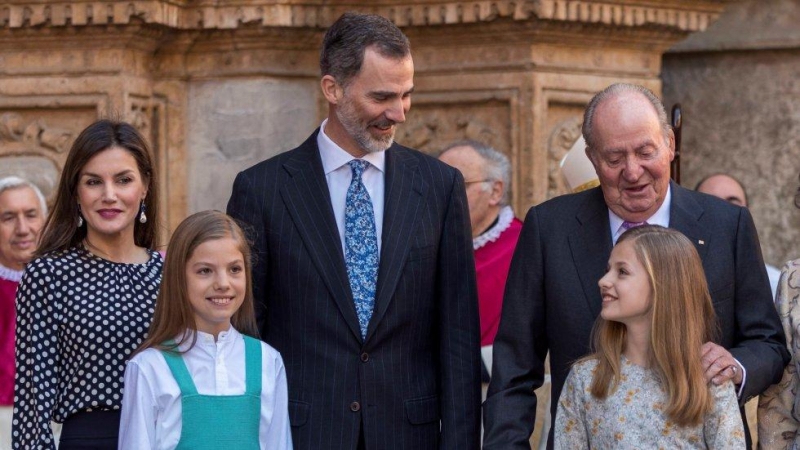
[12,245,163,449]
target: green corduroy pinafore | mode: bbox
[161,335,262,450]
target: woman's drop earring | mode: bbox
[138,200,147,224]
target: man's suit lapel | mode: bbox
[568,188,613,318]
[279,131,363,342]
[366,146,426,341]
[668,182,710,260]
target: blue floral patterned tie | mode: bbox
[345,159,379,339]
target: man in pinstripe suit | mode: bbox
[227,12,481,450]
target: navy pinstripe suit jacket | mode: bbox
[227,130,481,450]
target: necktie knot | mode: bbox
[621,220,648,231]
[348,159,369,180]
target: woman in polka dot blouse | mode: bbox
[12,120,164,449]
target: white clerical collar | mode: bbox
[609,185,672,245]
[473,206,516,251]
[317,119,386,174]
[0,262,23,283]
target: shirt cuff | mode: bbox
[733,357,747,398]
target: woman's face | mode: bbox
[77,147,148,243]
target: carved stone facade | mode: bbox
[0,0,734,237]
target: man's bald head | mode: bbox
[696,173,748,207]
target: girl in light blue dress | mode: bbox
[555,225,745,449]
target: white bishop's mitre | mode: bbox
[560,136,600,193]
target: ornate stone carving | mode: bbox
[0,112,75,199]
[0,1,731,32]
[128,97,151,136]
[397,101,510,157]
[0,112,73,154]
[534,1,727,31]
[546,116,583,200]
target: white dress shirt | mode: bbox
[317,119,385,254]
[606,185,747,396]
[118,327,292,450]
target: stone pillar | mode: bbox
[662,0,800,268]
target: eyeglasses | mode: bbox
[464,179,492,185]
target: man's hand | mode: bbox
[702,341,743,385]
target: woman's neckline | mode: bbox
[81,240,154,265]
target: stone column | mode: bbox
[662,0,800,268]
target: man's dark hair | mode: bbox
[320,12,410,86]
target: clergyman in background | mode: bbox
[438,140,522,388]
[0,177,47,450]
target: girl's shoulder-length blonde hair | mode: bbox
[135,210,259,355]
[586,224,719,427]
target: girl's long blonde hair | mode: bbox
[588,225,718,427]
[136,210,259,355]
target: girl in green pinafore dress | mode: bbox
[118,211,293,450]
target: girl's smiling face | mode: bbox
[186,237,246,338]
[598,239,654,327]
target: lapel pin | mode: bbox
[698,240,705,245]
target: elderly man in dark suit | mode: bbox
[227,12,481,450]
[482,83,789,449]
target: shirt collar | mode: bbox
[177,326,240,350]
[317,119,386,174]
[0,262,23,283]
[609,184,672,244]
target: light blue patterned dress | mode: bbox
[555,356,746,449]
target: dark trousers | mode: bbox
[59,410,120,450]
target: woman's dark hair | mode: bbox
[36,119,159,255]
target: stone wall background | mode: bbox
[187,78,319,212]
[662,0,800,268]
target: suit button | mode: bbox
[350,401,361,412]
[360,352,369,362]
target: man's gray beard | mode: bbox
[353,131,393,154]
[337,100,394,154]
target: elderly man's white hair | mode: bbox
[0,176,48,216]
[581,83,672,155]
[440,140,511,205]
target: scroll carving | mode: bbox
[397,103,510,157]
[547,116,582,199]
[0,112,73,154]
